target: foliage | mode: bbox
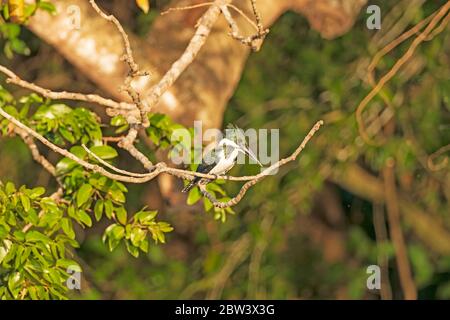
[0,1,55,58]
[0,0,449,300]
[0,74,238,298]
[0,181,79,299]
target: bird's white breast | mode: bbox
[209,148,239,175]
[209,158,235,175]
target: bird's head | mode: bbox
[221,124,262,166]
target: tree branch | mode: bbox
[0,103,323,207]
[88,0,150,125]
[199,120,323,207]
[0,65,136,112]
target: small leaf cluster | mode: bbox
[103,209,173,258]
[0,87,240,299]
[55,145,128,231]
[146,113,191,151]
[56,145,174,258]
[33,103,103,146]
[186,179,235,222]
[0,1,56,58]
[0,88,102,147]
[0,181,80,300]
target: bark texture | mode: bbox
[27,0,367,129]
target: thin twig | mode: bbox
[0,105,323,207]
[88,0,139,75]
[383,159,417,300]
[427,144,450,171]
[373,202,393,300]
[143,0,232,114]
[356,1,450,144]
[89,0,150,126]
[0,65,136,112]
[161,2,259,31]
[161,2,215,15]
[15,128,56,176]
[200,120,324,207]
[250,0,263,32]
[220,3,269,51]
[82,144,149,178]
[0,106,160,184]
[117,127,154,170]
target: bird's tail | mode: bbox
[182,178,200,193]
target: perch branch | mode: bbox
[199,120,324,207]
[0,105,323,207]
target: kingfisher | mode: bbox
[182,125,262,193]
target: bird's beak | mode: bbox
[242,146,263,166]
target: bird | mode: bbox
[182,126,262,193]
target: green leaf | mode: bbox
[76,184,93,207]
[130,227,146,246]
[50,104,72,117]
[187,187,201,205]
[158,222,173,233]
[103,225,121,252]
[7,272,22,299]
[206,183,226,196]
[94,200,104,221]
[135,210,158,224]
[55,158,78,175]
[61,218,75,239]
[20,194,31,212]
[59,127,75,143]
[70,146,87,159]
[38,1,57,14]
[111,225,125,240]
[10,38,30,56]
[29,187,45,199]
[104,199,113,219]
[19,93,43,105]
[0,244,10,264]
[25,231,50,243]
[56,259,81,272]
[156,230,166,243]
[0,225,8,240]
[5,181,16,195]
[28,286,38,300]
[1,23,20,38]
[109,188,126,203]
[13,231,25,241]
[125,241,139,258]
[140,239,149,253]
[111,115,127,126]
[115,206,127,225]
[90,145,118,160]
[203,197,213,212]
[2,5,10,20]
[78,210,92,227]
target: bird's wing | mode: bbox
[196,162,216,174]
[197,148,219,174]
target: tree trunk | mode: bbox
[27,0,367,129]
